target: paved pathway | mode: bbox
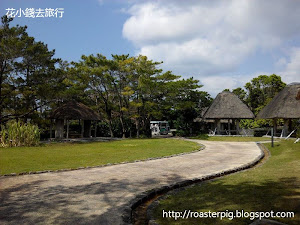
[0,140,262,225]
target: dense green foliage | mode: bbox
[0,139,199,175]
[0,16,212,138]
[153,140,300,225]
[0,120,40,147]
[0,16,65,124]
[70,54,213,137]
[0,16,292,137]
[226,74,287,129]
[244,74,286,114]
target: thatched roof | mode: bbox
[257,82,300,119]
[50,101,101,120]
[203,91,254,119]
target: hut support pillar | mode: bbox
[81,120,84,138]
[66,120,69,139]
[215,119,221,135]
[236,119,240,135]
[283,119,290,137]
[50,119,53,139]
[273,119,277,136]
[94,121,97,138]
[84,120,92,138]
[55,119,64,139]
[228,119,231,135]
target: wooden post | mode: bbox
[283,119,290,137]
[271,127,274,147]
[50,119,52,139]
[236,119,240,135]
[81,119,84,138]
[84,120,91,138]
[273,118,277,136]
[66,120,69,139]
[215,119,221,135]
[55,119,64,139]
[228,119,231,135]
[94,121,97,138]
[89,122,92,137]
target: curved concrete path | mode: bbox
[0,140,262,225]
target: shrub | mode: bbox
[0,120,40,147]
[253,128,269,137]
[193,133,209,140]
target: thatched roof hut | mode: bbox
[50,101,101,120]
[202,91,254,135]
[204,91,254,119]
[50,101,101,139]
[257,82,300,119]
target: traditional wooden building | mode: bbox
[257,82,300,137]
[50,101,101,139]
[203,91,254,135]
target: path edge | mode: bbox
[122,142,266,225]
[0,140,204,177]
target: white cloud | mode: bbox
[139,36,257,75]
[97,0,104,5]
[200,75,245,97]
[122,0,300,94]
[280,48,300,84]
[199,72,271,97]
[123,2,227,46]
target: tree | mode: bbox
[245,74,286,114]
[72,54,116,137]
[0,16,26,123]
[0,16,61,124]
[110,54,135,138]
[232,87,247,103]
[127,55,163,137]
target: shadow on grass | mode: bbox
[155,177,300,225]
[0,173,183,225]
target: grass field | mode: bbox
[153,140,300,225]
[190,135,271,142]
[0,139,199,175]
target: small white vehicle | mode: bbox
[150,121,170,136]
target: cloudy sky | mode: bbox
[1,0,300,96]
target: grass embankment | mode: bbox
[0,139,199,175]
[191,135,271,142]
[153,140,300,225]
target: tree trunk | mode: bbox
[0,61,6,124]
[136,119,140,138]
[108,119,114,138]
[119,115,126,138]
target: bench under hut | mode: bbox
[257,82,300,137]
[50,101,101,139]
[203,91,254,135]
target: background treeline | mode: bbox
[0,16,288,138]
[0,16,212,138]
[224,74,286,129]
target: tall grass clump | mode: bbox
[0,120,40,147]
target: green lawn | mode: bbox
[153,140,300,225]
[191,135,271,142]
[0,139,199,175]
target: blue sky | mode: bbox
[1,0,300,96]
[1,0,134,62]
